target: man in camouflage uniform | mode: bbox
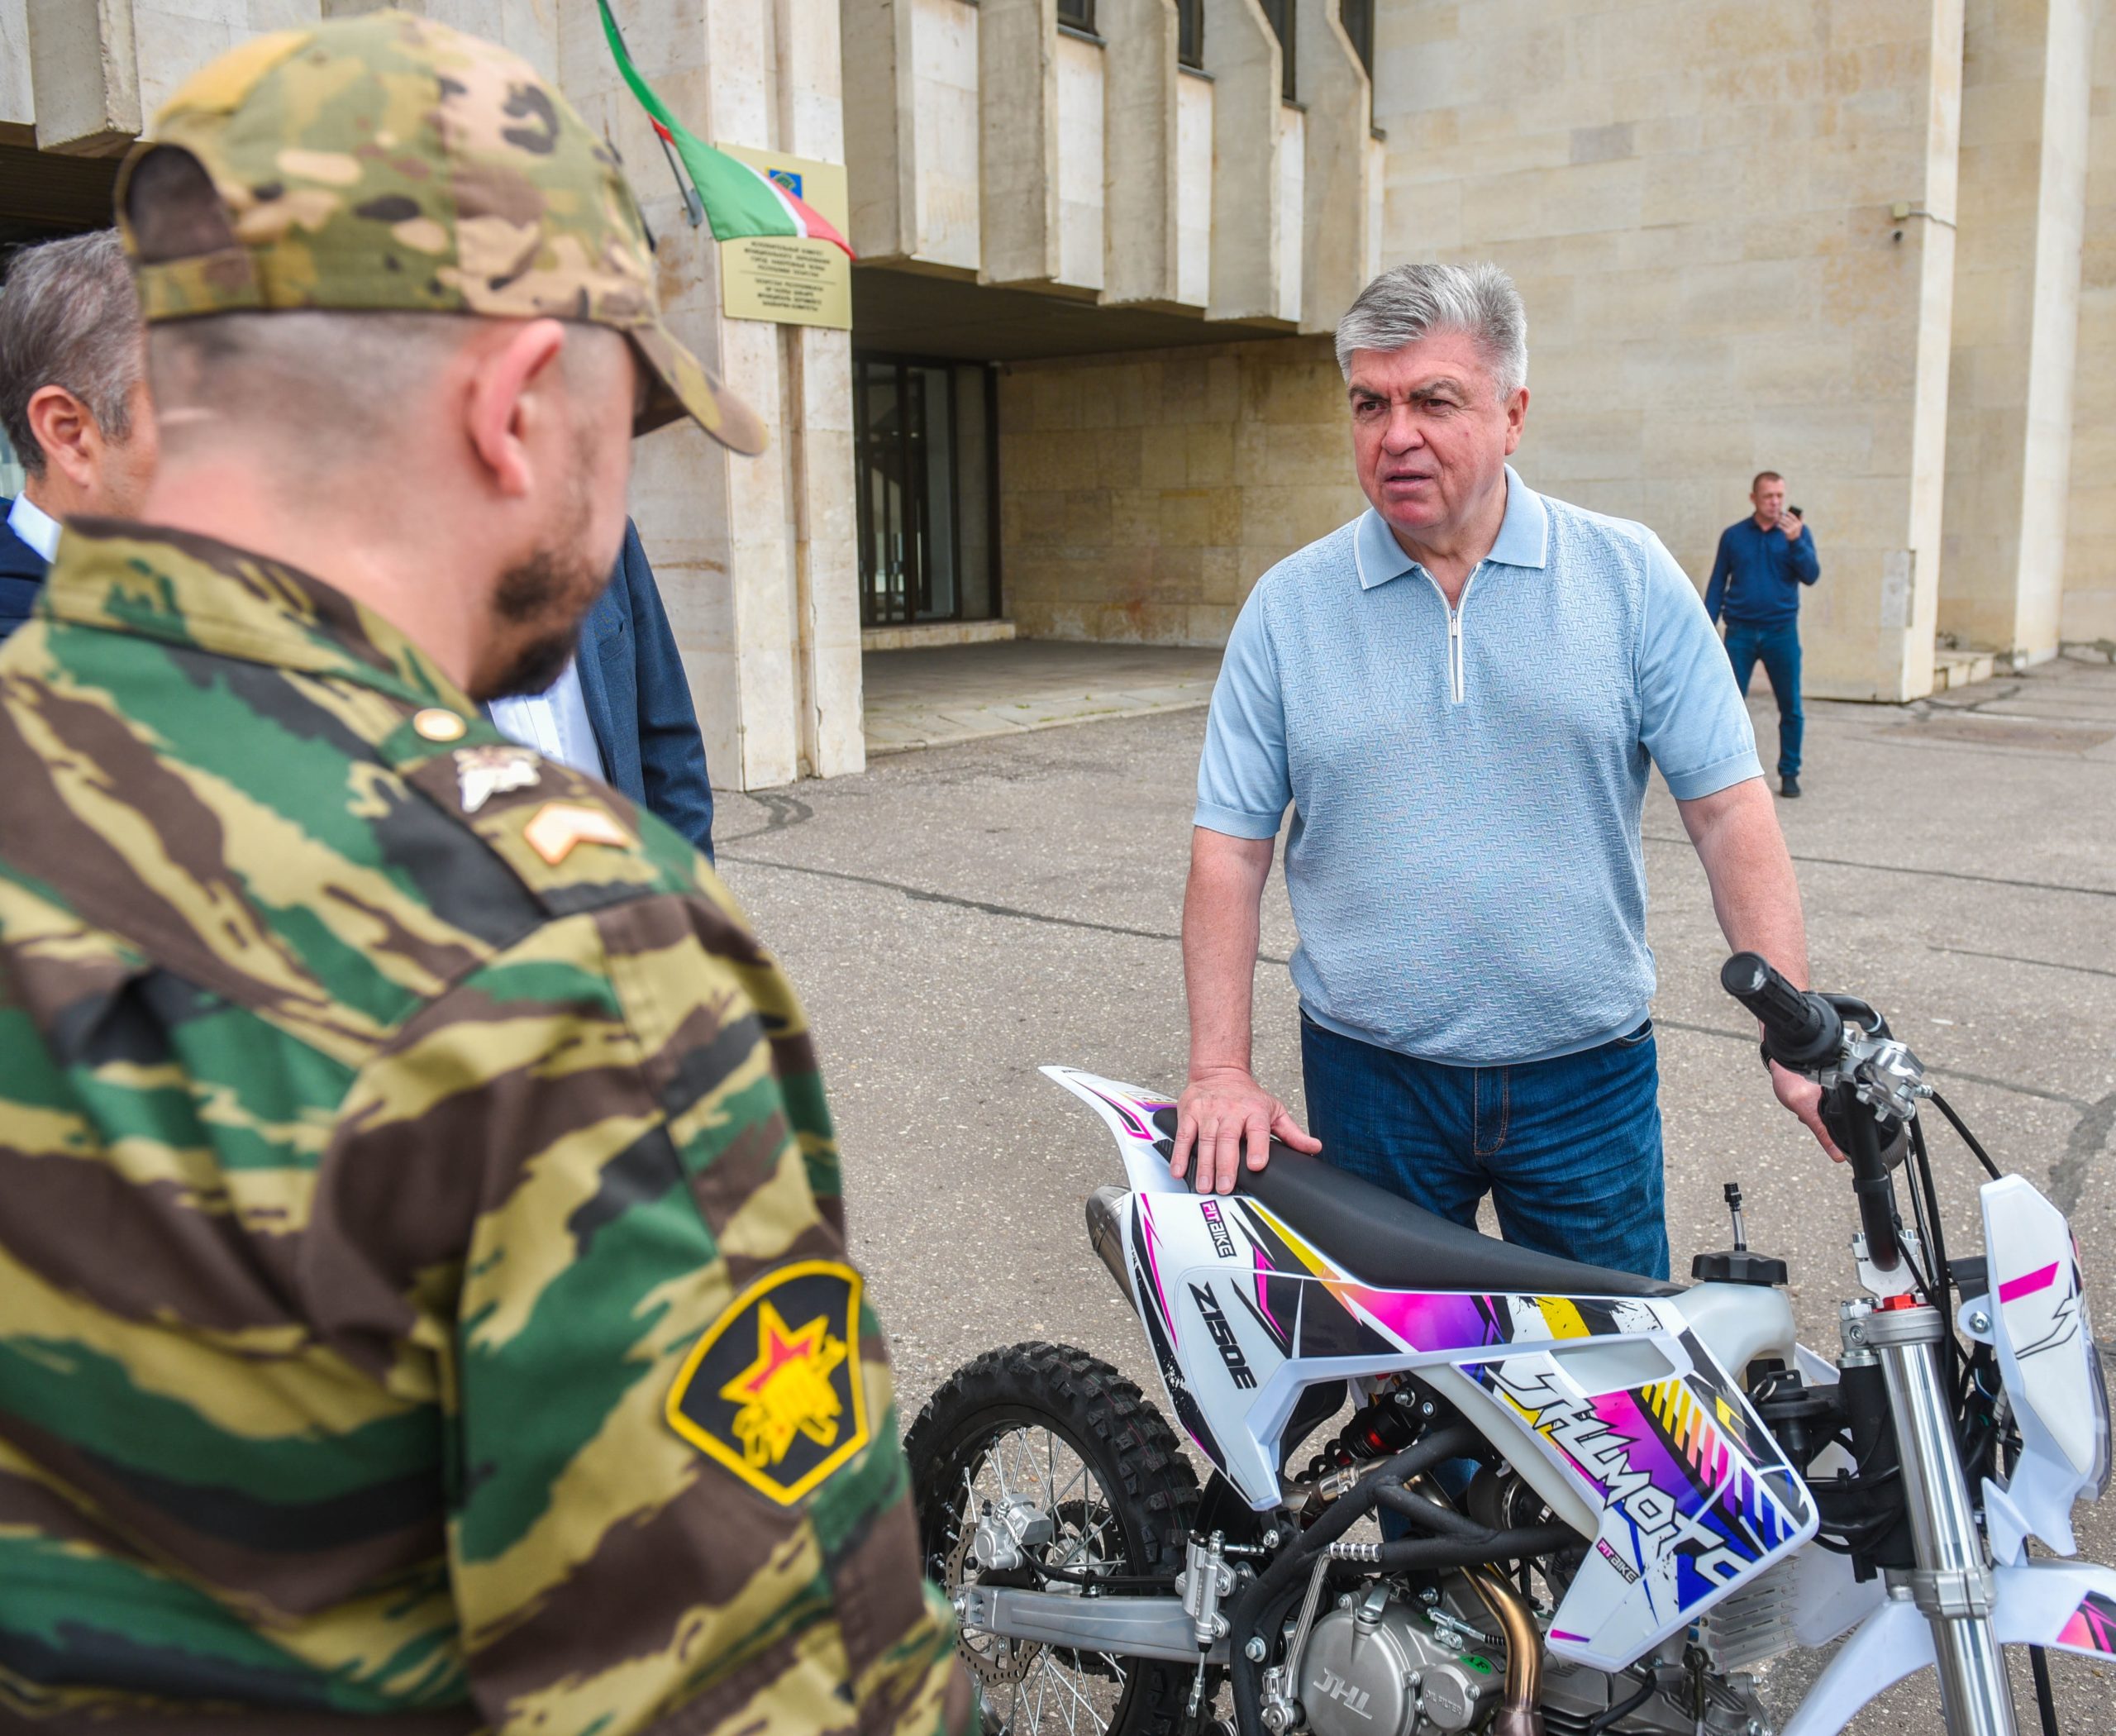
[0,14,971,1735]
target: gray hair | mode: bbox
[0,231,144,479]
[1333,262,1528,398]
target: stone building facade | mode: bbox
[2,0,2111,783]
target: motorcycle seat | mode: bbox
[1151,1112,1680,1300]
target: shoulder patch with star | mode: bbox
[666,1261,870,1505]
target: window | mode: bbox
[1056,0,1095,34]
[1258,0,1295,102]
[1177,0,1204,69]
[1339,0,1372,78]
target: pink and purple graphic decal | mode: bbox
[1134,1195,1175,1325]
[1339,1285,1511,1357]
[1999,1261,2060,1305]
[2056,1588,2116,1655]
[1079,1081,1172,1145]
[1477,1357,1803,1621]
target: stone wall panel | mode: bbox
[1374,0,1964,699]
[1000,335,1362,644]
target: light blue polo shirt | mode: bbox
[1195,467,1761,1066]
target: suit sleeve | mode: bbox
[619,523,718,861]
[1701,532,1732,624]
[332,894,970,1736]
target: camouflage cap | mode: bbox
[114,8,765,455]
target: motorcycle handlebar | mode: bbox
[1720,951,1842,1070]
[1721,953,1906,1274]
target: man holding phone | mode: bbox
[1704,470,1819,796]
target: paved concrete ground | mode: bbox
[717,651,2116,1731]
[862,638,1223,755]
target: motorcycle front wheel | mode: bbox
[905,1342,1203,1736]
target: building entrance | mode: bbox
[854,357,950,626]
[853,354,998,630]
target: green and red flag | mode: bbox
[598,0,854,258]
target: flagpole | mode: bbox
[600,1,704,227]
[654,122,707,228]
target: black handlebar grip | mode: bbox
[1720,952,1842,1068]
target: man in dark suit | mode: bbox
[1,231,158,637]
[489,519,717,856]
[0,500,42,634]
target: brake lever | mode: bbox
[1821,993,1890,1041]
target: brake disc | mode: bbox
[947,1522,1041,1688]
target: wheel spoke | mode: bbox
[1042,1649,1109,1734]
[935,1404,1160,1736]
[1027,1651,1048,1734]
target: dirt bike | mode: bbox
[905,954,2114,1736]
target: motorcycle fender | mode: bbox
[1979,1174,2102,1562]
[1779,1561,2116,1736]
[1992,1558,2116,1658]
[1779,1598,1934,1736]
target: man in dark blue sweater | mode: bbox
[1704,470,1820,797]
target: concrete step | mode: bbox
[1933,647,1995,691]
[863,618,1017,652]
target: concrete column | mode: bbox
[26,0,141,156]
[3,0,39,146]
[312,2,555,82]
[776,0,865,778]
[1098,0,1180,307]
[1882,0,1966,703]
[562,0,811,791]
[1940,0,2095,666]
[2061,2,2116,646]
[979,0,1060,284]
[839,0,917,260]
[1200,0,1282,322]
[1293,0,1370,332]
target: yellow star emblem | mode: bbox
[719,1300,848,1468]
[665,1261,871,1505]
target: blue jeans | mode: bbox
[1299,1015,1669,1281]
[1724,621,1803,780]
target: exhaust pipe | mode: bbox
[1084,1185,1134,1306]
[1464,1565,1545,1736]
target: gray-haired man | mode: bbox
[1170,261,1837,1280]
[0,231,157,637]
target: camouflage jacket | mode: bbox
[0,524,971,1736]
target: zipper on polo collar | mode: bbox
[1420,566,1481,705]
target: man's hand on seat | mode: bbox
[1172,1067,1322,1195]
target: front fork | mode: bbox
[1856,1300,2018,1736]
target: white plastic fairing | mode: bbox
[1780,1598,1935,1736]
[1777,1558,2116,1736]
[1673,1282,1798,1381]
[1980,1174,2101,1562]
[1041,1066,1188,1195]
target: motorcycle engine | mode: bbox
[1295,1588,1499,1736]
[1293,1585,1780,1736]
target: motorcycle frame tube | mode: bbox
[1867,1303,2018,1736]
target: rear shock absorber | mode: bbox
[1300,1379,1442,1514]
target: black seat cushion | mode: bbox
[1150,1112,1679,1300]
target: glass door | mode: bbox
[855,356,960,627]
